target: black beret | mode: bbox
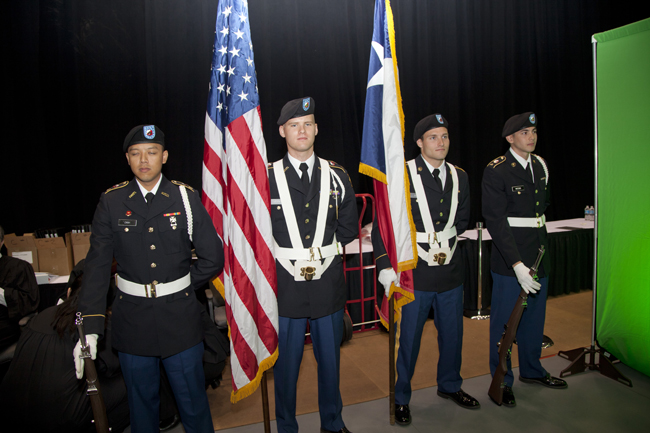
[277,97,315,125]
[123,124,165,152]
[413,114,448,142]
[502,112,537,137]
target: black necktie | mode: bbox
[526,162,534,182]
[299,163,310,193]
[432,168,442,190]
[146,192,155,207]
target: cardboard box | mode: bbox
[35,235,73,276]
[3,233,39,271]
[70,232,92,265]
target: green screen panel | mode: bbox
[595,18,650,377]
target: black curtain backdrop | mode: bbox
[2,1,649,236]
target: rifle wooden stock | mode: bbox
[489,246,544,404]
[76,314,110,433]
[488,288,528,405]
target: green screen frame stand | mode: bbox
[557,37,632,388]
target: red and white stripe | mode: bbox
[202,107,278,403]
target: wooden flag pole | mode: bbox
[261,370,271,433]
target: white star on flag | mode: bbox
[202,0,278,405]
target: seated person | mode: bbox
[0,225,40,351]
[0,257,228,433]
[0,261,130,433]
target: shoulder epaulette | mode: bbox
[268,162,274,169]
[327,160,346,171]
[326,160,352,185]
[454,165,466,173]
[487,156,506,168]
[171,180,196,192]
[105,181,129,193]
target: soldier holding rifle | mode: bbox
[75,125,223,432]
[482,112,567,408]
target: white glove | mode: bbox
[513,263,541,294]
[73,334,98,379]
[378,268,398,297]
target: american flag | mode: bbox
[359,0,416,326]
[202,0,278,403]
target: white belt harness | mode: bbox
[116,273,191,298]
[272,158,343,281]
[506,155,549,230]
[408,160,459,266]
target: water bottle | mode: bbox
[589,206,595,221]
[584,206,589,221]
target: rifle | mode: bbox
[488,246,545,405]
[76,312,111,433]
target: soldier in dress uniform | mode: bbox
[482,112,567,408]
[372,114,479,425]
[269,97,358,433]
[74,125,224,433]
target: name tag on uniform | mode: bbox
[512,185,525,192]
[118,219,137,227]
[271,199,282,205]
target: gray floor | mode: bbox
[152,354,650,433]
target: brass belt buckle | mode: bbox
[145,281,158,298]
[433,252,447,265]
[300,266,316,281]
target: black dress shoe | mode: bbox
[437,389,481,409]
[519,373,568,389]
[159,414,180,431]
[320,427,352,433]
[395,404,411,426]
[502,386,516,407]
